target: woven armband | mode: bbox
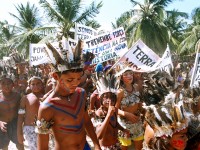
[35,118,54,134]
[18,108,26,114]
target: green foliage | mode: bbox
[40,0,102,39]
[178,7,200,55]
[0,0,102,58]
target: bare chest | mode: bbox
[0,95,19,112]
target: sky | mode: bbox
[0,0,198,30]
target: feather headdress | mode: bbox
[143,98,189,137]
[114,58,135,77]
[9,50,27,65]
[44,39,94,72]
[92,71,120,97]
[0,65,16,81]
[141,70,180,105]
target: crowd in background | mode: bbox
[0,49,199,150]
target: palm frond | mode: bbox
[75,1,103,23]
[40,0,66,23]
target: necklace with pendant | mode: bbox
[56,92,71,102]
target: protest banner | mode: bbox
[29,38,78,66]
[29,42,62,66]
[68,38,77,48]
[190,52,200,88]
[154,45,174,74]
[83,27,128,64]
[74,23,98,40]
[111,39,160,72]
[29,43,48,66]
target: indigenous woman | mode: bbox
[115,62,144,150]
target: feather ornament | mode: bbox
[92,71,120,97]
[44,39,94,72]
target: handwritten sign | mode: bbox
[83,27,128,64]
[112,39,160,72]
[190,53,200,88]
[154,46,174,74]
[74,23,98,40]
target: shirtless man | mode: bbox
[17,76,44,150]
[0,76,23,150]
[36,40,100,150]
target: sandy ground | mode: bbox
[8,141,17,150]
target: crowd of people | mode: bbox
[0,40,199,150]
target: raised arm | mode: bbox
[95,102,116,139]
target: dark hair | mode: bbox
[185,132,200,150]
[100,92,117,105]
[0,77,14,84]
[120,70,135,85]
[148,136,170,150]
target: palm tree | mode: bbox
[164,10,188,53]
[113,0,183,54]
[0,21,17,58]
[39,0,103,40]
[8,2,54,56]
[178,7,200,55]
[112,11,136,47]
[85,20,101,30]
[130,0,177,54]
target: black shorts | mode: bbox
[0,118,19,149]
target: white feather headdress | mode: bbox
[143,97,189,137]
[44,39,94,72]
[92,72,120,97]
[114,58,135,77]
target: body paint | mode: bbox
[58,118,84,134]
[43,90,84,119]
[171,139,185,149]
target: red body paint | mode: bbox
[171,140,185,148]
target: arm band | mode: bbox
[35,118,54,134]
[18,108,26,114]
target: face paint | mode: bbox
[60,79,70,93]
[171,140,185,148]
[169,128,188,150]
[170,134,187,150]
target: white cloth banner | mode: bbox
[154,45,174,74]
[190,52,200,88]
[29,43,49,66]
[112,39,160,72]
[83,27,128,64]
[74,23,98,40]
[29,39,78,66]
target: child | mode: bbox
[17,76,44,150]
[92,72,129,150]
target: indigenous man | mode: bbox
[10,51,28,95]
[0,75,23,150]
[17,76,44,150]
[36,40,101,150]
